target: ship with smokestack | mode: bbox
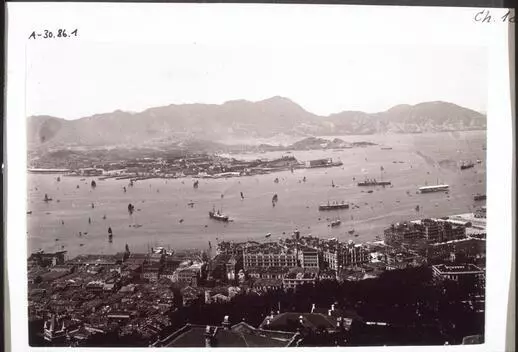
[357,166,391,186]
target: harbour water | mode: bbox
[27,131,486,257]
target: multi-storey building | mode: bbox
[282,270,317,291]
[418,219,441,243]
[384,222,424,246]
[323,248,340,271]
[243,243,297,269]
[299,248,319,269]
[342,241,369,266]
[432,264,485,283]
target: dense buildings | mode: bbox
[385,218,467,247]
[28,211,486,347]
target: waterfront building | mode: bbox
[243,243,297,269]
[384,222,424,246]
[28,250,67,268]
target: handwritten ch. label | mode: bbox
[28,29,78,40]
[474,9,515,23]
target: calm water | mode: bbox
[27,131,486,257]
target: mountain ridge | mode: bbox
[27,98,486,150]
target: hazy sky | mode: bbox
[27,42,487,119]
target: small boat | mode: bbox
[193,180,199,189]
[274,178,279,184]
[330,220,341,227]
[91,180,97,188]
[108,234,113,243]
[348,229,355,234]
[187,202,195,208]
[265,233,272,238]
[79,243,84,247]
[474,194,487,201]
[57,177,61,182]
[460,161,475,170]
[331,181,335,188]
[367,190,374,194]
[91,203,95,209]
[179,219,184,223]
[26,211,32,215]
[44,194,53,202]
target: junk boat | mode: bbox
[44,194,53,202]
[209,207,229,222]
[419,185,449,193]
[357,178,391,186]
[474,194,487,201]
[460,161,475,170]
[319,201,349,211]
[330,219,341,227]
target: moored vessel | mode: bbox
[319,201,349,211]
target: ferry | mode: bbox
[319,201,349,211]
[419,185,450,193]
[209,207,229,222]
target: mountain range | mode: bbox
[27,97,486,150]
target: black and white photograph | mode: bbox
[5,4,514,351]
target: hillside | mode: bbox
[27,98,486,150]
